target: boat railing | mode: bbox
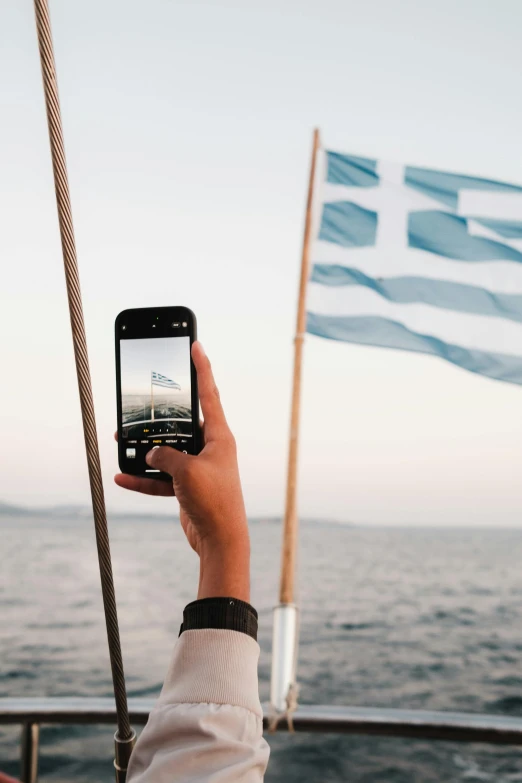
[2,698,522,783]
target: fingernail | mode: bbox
[197,341,205,356]
[145,450,156,465]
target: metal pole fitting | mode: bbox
[270,603,299,713]
[20,722,40,783]
[114,729,137,783]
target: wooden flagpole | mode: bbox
[279,128,321,605]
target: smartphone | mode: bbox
[115,306,201,480]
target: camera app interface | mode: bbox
[120,336,193,466]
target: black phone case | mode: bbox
[115,306,202,481]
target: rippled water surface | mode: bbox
[2,516,522,781]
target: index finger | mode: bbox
[192,341,230,442]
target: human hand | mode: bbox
[115,342,250,601]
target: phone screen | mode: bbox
[116,308,199,477]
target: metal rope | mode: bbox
[33,0,133,745]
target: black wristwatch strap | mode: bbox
[179,597,258,641]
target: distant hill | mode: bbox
[0,501,354,526]
[249,515,353,526]
[0,501,46,517]
[0,500,174,522]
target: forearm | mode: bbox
[198,537,251,602]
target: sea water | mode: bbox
[2,515,522,782]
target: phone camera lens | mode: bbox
[182,321,187,327]
[121,325,126,331]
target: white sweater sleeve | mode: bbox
[127,629,270,782]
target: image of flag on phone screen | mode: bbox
[151,371,181,390]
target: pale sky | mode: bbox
[121,337,190,396]
[1,0,522,525]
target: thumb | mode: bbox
[146,446,190,476]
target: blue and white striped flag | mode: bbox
[307,151,522,385]
[151,371,181,390]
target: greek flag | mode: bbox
[307,151,522,385]
[151,371,180,390]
